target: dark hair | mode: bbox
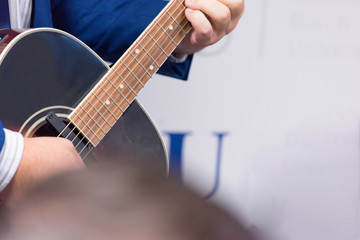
[8,163,255,240]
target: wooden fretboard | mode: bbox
[68,0,192,146]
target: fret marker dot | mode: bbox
[169,25,174,30]
[105,100,110,105]
[149,65,154,70]
[135,49,140,54]
[120,84,124,89]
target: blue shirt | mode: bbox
[31,0,193,80]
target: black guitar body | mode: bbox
[0,29,167,173]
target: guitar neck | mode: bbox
[68,0,192,146]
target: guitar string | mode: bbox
[77,8,190,157]
[97,0,188,118]
[72,0,189,144]
[61,0,187,142]
[71,4,188,148]
[75,0,190,156]
[58,0,190,156]
[60,0,189,154]
[56,0,188,146]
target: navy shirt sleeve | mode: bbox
[32,0,192,80]
[0,121,5,153]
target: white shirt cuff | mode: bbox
[8,0,32,30]
[168,53,189,64]
[0,129,24,192]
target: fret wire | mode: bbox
[165,10,185,33]
[77,84,123,147]
[72,110,93,136]
[85,97,111,131]
[127,52,152,88]
[90,91,117,123]
[165,0,186,25]
[128,0,188,78]
[127,47,159,88]
[73,98,117,146]
[73,109,101,142]
[91,2,188,118]
[86,78,130,137]
[59,119,95,158]
[78,112,106,144]
[136,40,161,68]
[174,0,187,14]
[57,119,95,157]
[60,108,97,147]
[165,3,190,38]
[121,61,145,88]
[136,3,189,66]
[136,1,188,82]
[71,105,101,153]
[98,84,124,114]
[71,0,189,147]
[155,21,177,46]
[145,30,170,57]
[74,99,106,140]
[141,22,188,70]
[107,2,189,91]
[129,51,153,78]
[149,20,179,55]
[105,76,131,105]
[110,68,138,98]
[79,104,106,137]
[173,6,188,31]
[67,118,99,153]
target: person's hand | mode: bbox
[0,137,84,209]
[175,0,245,55]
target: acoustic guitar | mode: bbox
[0,0,191,173]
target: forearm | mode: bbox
[0,135,84,209]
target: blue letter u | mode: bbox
[165,132,228,198]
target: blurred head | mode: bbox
[3,163,255,240]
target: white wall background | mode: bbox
[138,0,360,239]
